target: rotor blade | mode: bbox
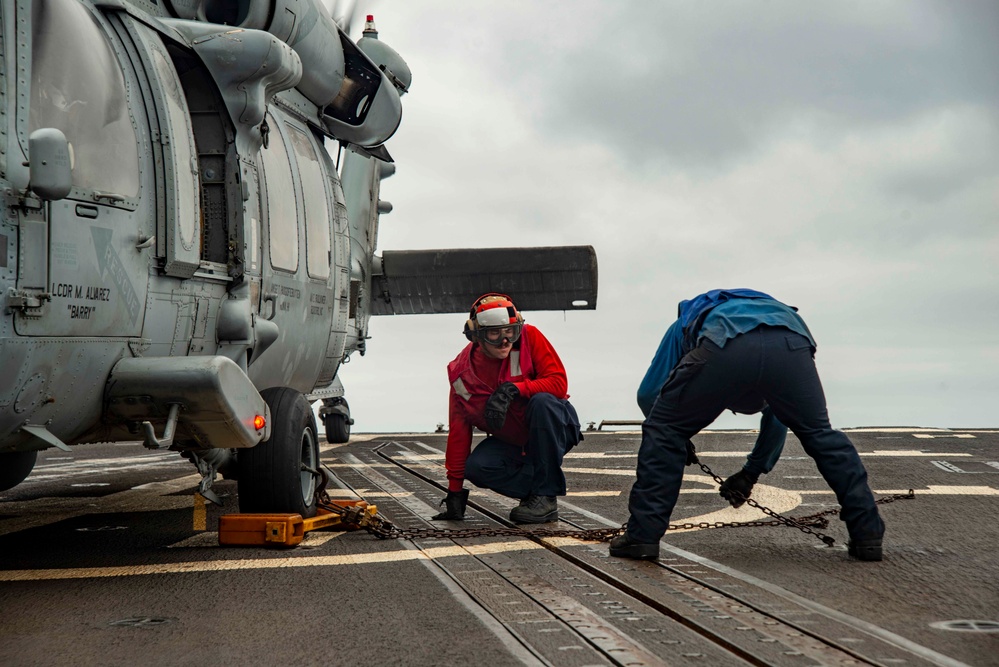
[370,246,598,315]
[331,0,361,36]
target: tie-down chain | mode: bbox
[317,459,914,547]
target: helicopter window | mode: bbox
[29,0,140,198]
[150,48,199,251]
[260,116,299,272]
[287,126,331,281]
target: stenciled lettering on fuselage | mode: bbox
[91,226,141,325]
[48,283,113,320]
[45,227,142,324]
[309,292,329,317]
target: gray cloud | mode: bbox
[512,1,999,168]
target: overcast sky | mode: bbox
[333,0,999,433]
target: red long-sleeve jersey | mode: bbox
[444,324,568,491]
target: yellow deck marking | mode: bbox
[0,539,545,582]
[671,479,802,531]
[566,450,971,459]
[193,493,206,531]
[321,462,395,468]
[167,531,345,549]
[167,532,219,548]
[878,486,997,496]
[865,450,971,456]
[324,490,413,498]
[791,486,997,496]
[563,467,636,476]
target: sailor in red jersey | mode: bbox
[431,294,582,523]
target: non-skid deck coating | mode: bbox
[0,428,996,666]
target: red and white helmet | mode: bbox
[464,293,524,346]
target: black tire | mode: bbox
[325,413,350,444]
[0,450,37,492]
[237,388,320,517]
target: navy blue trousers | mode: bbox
[627,326,884,544]
[465,394,581,499]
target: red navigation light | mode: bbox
[367,15,374,22]
[253,415,266,430]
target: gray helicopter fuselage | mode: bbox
[0,0,389,459]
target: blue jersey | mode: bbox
[637,290,814,416]
[636,290,816,476]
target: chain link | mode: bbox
[320,460,915,547]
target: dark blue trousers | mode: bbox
[627,325,885,544]
[465,394,581,499]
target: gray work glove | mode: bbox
[719,469,759,508]
[431,489,469,520]
[484,382,519,432]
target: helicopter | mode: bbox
[0,0,597,518]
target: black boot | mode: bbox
[431,489,469,520]
[847,537,883,561]
[509,495,558,523]
[609,533,660,560]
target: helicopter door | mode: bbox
[253,113,334,391]
[15,0,153,338]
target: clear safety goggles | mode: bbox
[479,325,522,346]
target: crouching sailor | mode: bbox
[432,293,582,524]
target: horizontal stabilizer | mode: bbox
[371,246,597,315]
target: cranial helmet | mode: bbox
[463,293,524,346]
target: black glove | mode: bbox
[431,489,469,520]
[685,440,698,466]
[719,469,759,508]
[484,382,519,432]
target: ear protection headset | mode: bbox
[463,293,524,343]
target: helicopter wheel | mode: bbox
[0,450,37,492]
[324,399,351,444]
[325,414,350,444]
[237,388,320,518]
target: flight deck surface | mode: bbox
[1,428,996,666]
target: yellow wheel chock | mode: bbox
[218,501,378,548]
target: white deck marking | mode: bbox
[566,491,620,497]
[912,433,976,439]
[25,453,185,483]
